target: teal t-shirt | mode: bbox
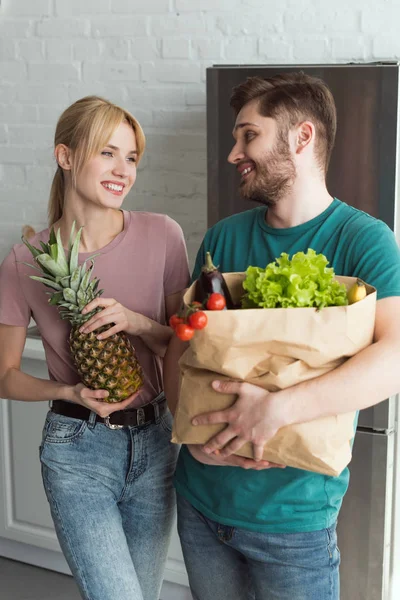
[174,199,400,533]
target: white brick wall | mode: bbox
[0,0,400,265]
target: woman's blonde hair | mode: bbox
[48,95,146,226]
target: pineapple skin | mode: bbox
[69,324,144,403]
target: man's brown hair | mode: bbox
[230,72,337,173]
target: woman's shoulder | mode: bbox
[125,210,183,235]
[8,227,50,263]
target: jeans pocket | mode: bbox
[43,411,87,444]
[326,522,341,566]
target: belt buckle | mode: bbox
[104,415,124,430]
[137,408,146,426]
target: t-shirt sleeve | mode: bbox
[191,240,206,283]
[349,220,400,300]
[0,249,31,326]
[163,217,190,296]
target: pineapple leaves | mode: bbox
[70,266,81,292]
[63,288,77,304]
[49,228,57,246]
[49,243,58,262]
[30,276,62,291]
[55,227,70,275]
[21,236,42,258]
[80,261,94,291]
[68,221,76,252]
[69,226,82,274]
[48,291,64,305]
[36,254,69,278]
[22,221,104,326]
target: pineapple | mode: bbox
[23,224,143,403]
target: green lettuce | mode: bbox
[241,249,348,309]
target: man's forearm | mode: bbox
[0,367,71,403]
[279,338,400,427]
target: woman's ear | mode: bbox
[55,144,73,171]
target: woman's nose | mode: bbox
[112,158,128,178]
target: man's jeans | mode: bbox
[40,406,179,600]
[177,494,340,600]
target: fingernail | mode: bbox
[97,335,103,340]
[212,381,220,390]
[203,447,211,454]
[79,328,85,333]
[192,418,198,426]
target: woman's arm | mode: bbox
[0,324,71,402]
[80,290,184,358]
[0,323,138,416]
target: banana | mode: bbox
[347,278,367,305]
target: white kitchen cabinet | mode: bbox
[0,337,191,600]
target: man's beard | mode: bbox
[239,137,296,207]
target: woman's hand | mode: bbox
[69,383,140,417]
[79,298,142,339]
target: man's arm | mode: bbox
[163,312,284,470]
[194,296,400,460]
[163,333,188,416]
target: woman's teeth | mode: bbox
[103,183,123,192]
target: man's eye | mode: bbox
[245,131,255,141]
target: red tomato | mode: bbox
[175,323,195,341]
[169,314,184,329]
[188,311,208,330]
[206,293,226,311]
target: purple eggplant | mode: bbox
[194,252,235,309]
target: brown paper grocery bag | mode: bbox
[172,274,376,476]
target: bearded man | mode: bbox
[164,72,400,600]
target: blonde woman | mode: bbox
[0,96,189,600]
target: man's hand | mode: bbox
[187,444,285,470]
[192,380,289,461]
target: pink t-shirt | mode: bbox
[0,210,190,407]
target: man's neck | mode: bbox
[265,176,333,229]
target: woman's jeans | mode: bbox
[177,494,340,600]
[39,405,179,600]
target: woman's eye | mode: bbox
[127,157,136,163]
[101,151,113,157]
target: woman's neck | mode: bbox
[53,207,124,253]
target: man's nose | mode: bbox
[227,143,245,164]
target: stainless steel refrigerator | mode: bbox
[206,62,400,600]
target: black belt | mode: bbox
[51,393,167,430]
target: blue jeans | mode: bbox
[40,403,179,600]
[177,494,340,600]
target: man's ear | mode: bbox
[296,121,314,154]
[55,144,73,171]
